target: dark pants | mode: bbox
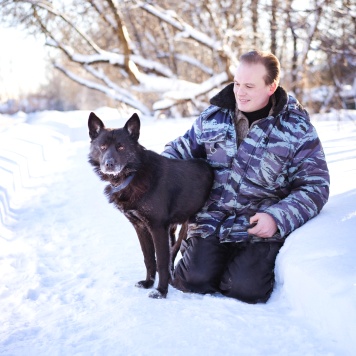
[172,235,284,303]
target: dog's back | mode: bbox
[149,153,213,223]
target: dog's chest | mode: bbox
[109,191,147,218]
[124,209,150,225]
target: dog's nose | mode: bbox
[105,158,115,169]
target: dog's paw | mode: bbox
[135,280,154,289]
[148,289,167,299]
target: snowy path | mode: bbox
[0,108,355,355]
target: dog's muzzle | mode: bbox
[101,158,123,175]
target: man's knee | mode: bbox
[173,258,219,294]
[219,242,283,303]
[220,274,275,303]
[172,235,228,294]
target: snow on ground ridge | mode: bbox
[0,109,355,355]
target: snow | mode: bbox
[0,108,355,355]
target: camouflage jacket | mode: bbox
[162,84,330,242]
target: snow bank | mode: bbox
[276,112,356,353]
[276,193,356,351]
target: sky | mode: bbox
[0,107,355,355]
[0,27,48,99]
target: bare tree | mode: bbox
[1,0,355,115]
[270,0,278,54]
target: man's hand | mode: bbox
[247,213,278,238]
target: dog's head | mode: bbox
[88,112,142,176]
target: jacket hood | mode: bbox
[209,83,289,117]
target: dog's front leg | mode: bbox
[149,226,171,299]
[131,222,156,289]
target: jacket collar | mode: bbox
[209,83,289,117]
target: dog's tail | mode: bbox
[170,222,188,267]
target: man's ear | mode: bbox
[124,113,140,141]
[88,112,105,140]
[269,81,278,96]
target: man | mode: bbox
[162,50,330,303]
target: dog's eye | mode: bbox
[100,145,107,151]
[117,144,124,151]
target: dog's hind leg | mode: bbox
[130,221,156,289]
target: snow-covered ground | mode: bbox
[0,108,355,355]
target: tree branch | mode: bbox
[105,0,140,83]
[54,63,150,115]
[136,1,223,52]
[28,0,102,53]
[152,72,229,110]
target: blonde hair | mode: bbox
[240,50,280,86]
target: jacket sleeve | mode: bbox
[265,124,330,237]
[161,115,207,160]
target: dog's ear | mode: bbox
[88,112,105,140]
[124,113,140,141]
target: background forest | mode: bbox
[0,0,355,116]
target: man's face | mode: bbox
[233,62,276,113]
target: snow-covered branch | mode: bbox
[152,72,229,110]
[54,63,150,115]
[70,52,175,78]
[136,1,223,52]
[29,0,102,53]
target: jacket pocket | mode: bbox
[200,126,233,168]
[248,143,291,188]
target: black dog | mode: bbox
[88,112,213,298]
